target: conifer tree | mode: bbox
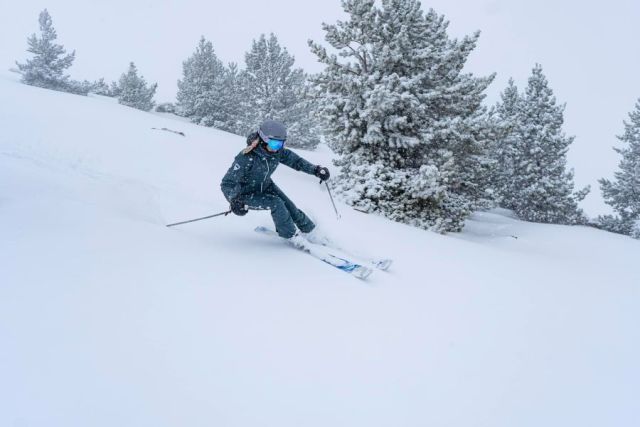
[501,65,589,224]
[241,33,320,149]
[16,9,76,92]
[598,98,640,238]
[90,78,111,96]
[109,80,121,98]
[309,0,495,232]
[216,62,245,135]
[116,62,157,111]
[177,38,226,126]
[490,79,523,208]
[176,38,243,133]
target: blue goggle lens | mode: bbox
[266,138,285,151]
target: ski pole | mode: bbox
[321,180,341,220]
[166,210,231,227]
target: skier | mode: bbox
[221,119,330,241]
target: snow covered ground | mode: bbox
[1,71,639,427]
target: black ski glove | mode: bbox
[230,198,249,216]
[314,166,330,182]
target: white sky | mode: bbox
[1,0,639,215]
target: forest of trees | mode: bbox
[13,2,639,238]
[175,34,320,149]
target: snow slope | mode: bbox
[1,72,639,427]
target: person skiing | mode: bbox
[221,119,330,241]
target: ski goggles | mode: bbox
[265,138,285,151]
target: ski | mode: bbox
[255,226,392,271]
[315,239,392,271]
[255,226,373,280]
[312,239,392,271]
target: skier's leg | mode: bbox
[268,184,316,233]
[245,193,297,238]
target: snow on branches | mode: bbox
[310,0,495,232]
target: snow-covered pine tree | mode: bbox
[241,33,320,149]
[598,98,640,238]
[285,80,323,150]
[16,9,76,92]
[309,0,495,232]
[177,37,232,130]
[64,79,92,96]
[116,62,157,111]
[109,80,121,98]
[90,78,111,96]
[215,62,245,135]
[504,64,589,224]
[490,79,523,208]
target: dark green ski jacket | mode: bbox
[221,140,317,202]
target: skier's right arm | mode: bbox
[220,152,252,202]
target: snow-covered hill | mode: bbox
[1,72,639,427]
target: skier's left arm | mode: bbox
[280,148,330,181]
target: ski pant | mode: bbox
[244,184,315,238]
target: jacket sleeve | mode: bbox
[279,148,317,175]
[220,152,252,202]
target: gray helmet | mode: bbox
[258,119,287,142]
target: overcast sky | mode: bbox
[2,0,639,215]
